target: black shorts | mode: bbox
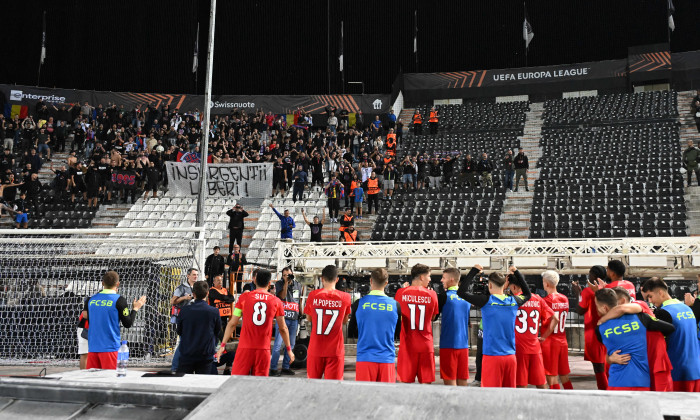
[86,186,99,198]
[273,177,286,190]
[146,182,158,192]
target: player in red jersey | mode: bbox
[540,270,573,390]
[572,265,608,390]
[599,286,674,392]
[216,269,294,376]
[303,265,352,380]
[507,266,556,388]
[394,264,439,384]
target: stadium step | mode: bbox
[678,91,700,237]
[499,103,544,240]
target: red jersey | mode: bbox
[234,290,283,350]
[634,300,673,376]
[579,287,600,331]
[395,286,439,353]
[542,292,569,345]
[607,280,636,302]
[303,289,352,357]
[514,294,554,354]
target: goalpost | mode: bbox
[0,227,205,366]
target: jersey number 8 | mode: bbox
[253,301,267,326]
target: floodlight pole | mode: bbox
[196,0,217,237]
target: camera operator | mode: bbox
[270,267,304,376]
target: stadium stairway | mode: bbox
[397,108,415,130]
[499,102,544,239]
[678,90,700,236]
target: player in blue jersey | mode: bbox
[438,267,471,386]
[457,265,531,388]
[349,268,401,382]
[642,278,700,392]
[594,288,675,391]
[83,271,147,369]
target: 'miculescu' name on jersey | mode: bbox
[400,295,433,304]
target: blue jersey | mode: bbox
[86,290,123,352]
[481,294,519,356]
[355,291,399,363]
[659,299,700,381]
[598,314,650,388]
[440,287,471,349]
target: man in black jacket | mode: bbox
[226,204,248,254]
[477,153,494,188]
[205,246,226,287]
[514,148,529,192]
[177,281,221,375]
[227,244,248,293]
[460,154,478,188]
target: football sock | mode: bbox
[595,372,608,390]
[550,384,561,389]
[562,381,573,390]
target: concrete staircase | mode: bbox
[677,91,700,236]
[499,102,544,239]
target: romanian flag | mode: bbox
[4,104,29,119]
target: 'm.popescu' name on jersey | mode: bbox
[514,294,554,354]
[304,289,352,358]
[395,286,439,354]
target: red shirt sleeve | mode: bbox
[274,297,284,318]
[540,296,555,327]
[579,287,593,309]
[303,290,314,318]
[234,293,245,311]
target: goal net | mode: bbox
[0,228,204,367]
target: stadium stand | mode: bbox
[531,91,686,239]
[412,102,528,131]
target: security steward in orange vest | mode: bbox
[339,207,355,238]
[342,225,359,244]
[364,171,382,215]
[386,129,397,157]
[429,107,439,135]
[208,275,235,337]
[412,111,423,135]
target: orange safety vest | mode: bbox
[386,134,396,156]
[429,111,438,123]
[367,178,380,195]
[413,113,422,124]
[343,230,358,244]
[339,214,354,232]
[212,286,233,317]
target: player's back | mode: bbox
[236,290,281,350]
[659,299,700,381]
[481,294,519,356]
[305,289,351,357]
[607,280,636,301]
[543,292,569,345]
[395,286,438,353]
[355,292,399,363]
[598,313,650,387]
[440,288,471,349]
[514,294,553,354]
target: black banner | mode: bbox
[0,84,391,117]
[111,170,138,190]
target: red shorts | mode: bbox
[584,329,606,364]
[355,362,396,383]
[482,354,517,388]
[651,371,673,392]
[608,386,650,391]
[231,348,271,376]
[397,349,435,384]
[541,339,570,377]
[439,348,470,381]
[516,352,546,387]
[307,355,344,380]
[673,379,700,392]
[86,351,117,370]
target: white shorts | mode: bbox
[384,180,395,190]
[77,328,89,355]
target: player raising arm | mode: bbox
[456,265,531,388]
[216,269,294,376]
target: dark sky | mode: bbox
[1,0,698,95]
